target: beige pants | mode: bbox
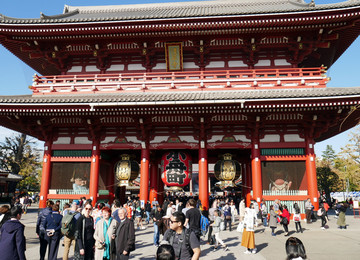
[63,236,75,260]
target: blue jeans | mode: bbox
[262,216,268,227]
[146,211,150,224]
[154,223,160,246]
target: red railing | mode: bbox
[31,67,328,95]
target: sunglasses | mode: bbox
[169,219,180,224]
[85,208,92,211]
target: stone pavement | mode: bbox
[6,204,360,260]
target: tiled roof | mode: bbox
[1,0,360,23]
[1,87,360,105]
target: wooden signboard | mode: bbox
[165,42,183,71]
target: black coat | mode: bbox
[114,218,135,256]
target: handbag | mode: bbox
[95,241,105,250]
[236,221,244,233]
[280,217,288,225]
[225,215,231,220]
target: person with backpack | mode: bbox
[223,203,232,231]
[44,204,63,260]
[211,209,228,252]
[162,211,200,260]
[318,203,327,230]
[62,201,81,260]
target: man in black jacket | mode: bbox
[36,200,54,260]
[151,204,165,247]
[115,207,135,260]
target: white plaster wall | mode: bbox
[68,66,82,73]
[153,63,167,70]
[274,59,291,66]
[262,134,280,142]
[178,136,197,143]
[228,60,247,67]
[183,62,199,69]
[107,64,125,71]
[128,64,144,70]
[206,61,225,68]
[255,60,271,67]
[284,134,304,142]
[150,136,169,143]
[85,65,100,72]
[74,137,92,144]
[53,137,71,144]
[234,135,251,142]
[207,135,224,143]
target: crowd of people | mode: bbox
[0,192,353,260]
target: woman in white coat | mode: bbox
[94,207,117,260]
[241,203,257,254]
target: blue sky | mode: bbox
[0,0,359,155]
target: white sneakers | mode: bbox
[244,248,257,254]
[252,248,257,254]
[244,250,251,254]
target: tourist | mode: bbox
[260,199,268,227]
[269,205,278,236]
[36,199,54,260]
[207,200,217,244]
[0,205,11,231]
[230,200,237,225]
[114,207,136,260]
[74,203,95,260]
[241,203,257,254]
[162,211,201,260]
[293,203,303,233]
[44,204,63,260]
[145,200,152,224]
[0,206,26,260]
[156,244,175,260]
[318,203,327,230]
[285,237,307,260]
[63,201,81,260]
[280,205,290,236]
[135,206,145,230]
[223,203,232,231]
[336,202,347,229]
[304,198,313,224]
[211,209,228,252]
[111,199,122,223]
[94,207,117,260]
[151,204,165,247]
[184,199,201,239]
[239,199,246,222]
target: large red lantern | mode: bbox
[161,151,192,190]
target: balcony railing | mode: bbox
[31,67,328,95]
[263,190,308,196]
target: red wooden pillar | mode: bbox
[139,148,150,204]
[305,136,319,210]
[199,143,209,210]
[39,141,52,209]
[245,162,252,207]
[89,140,100,206]
[107,162,115,205]
[149,162,158,206]
[251,137,262,205]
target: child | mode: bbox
[211,209,228,252]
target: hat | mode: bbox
[172,205,176,209]
[72,200,80,206]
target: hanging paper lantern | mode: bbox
[161,151,192,190]
[214,153,241,188]
[114,154,140,186]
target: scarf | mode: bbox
[103,217,113,259]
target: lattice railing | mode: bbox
[31,67,328,94]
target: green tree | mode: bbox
[0,133,42,191]
[317,166,340,199]
[335,126,360,191]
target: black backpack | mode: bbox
[163,228,194,258]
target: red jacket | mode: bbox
[281,209,290,223]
